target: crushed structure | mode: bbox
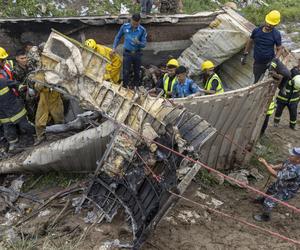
[31,30,215,248]
[0,7,296,249]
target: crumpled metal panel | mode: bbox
[29,30,216,249]
[178,7,251,78]
[0,120,115,173]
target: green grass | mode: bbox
[249,135,282,168]
[0,0,299,20]
[196,168,219,187]
[241,0,300,25]
[22,172,87,192]
[183,0,219,13]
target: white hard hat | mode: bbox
[289,147,300,156]
[292,75,300,90]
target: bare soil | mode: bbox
[1,109,300,250]
[142,109,300,250]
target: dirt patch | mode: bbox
[1,110,300,250]
[142,109,300,250]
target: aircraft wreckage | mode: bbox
[0,7,296,249]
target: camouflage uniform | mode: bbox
[13,63,34,83]
[13,62,37,123]
[263,160,300,211]
[27,46,41,70]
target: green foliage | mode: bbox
[183,0,219,13]
[22,172,87,192]
[87,0,138,15]
[0,0,140,17]
[196,168,219,187]
[0,0,299,19]
[241,0,300,25]
[249,136,282,168]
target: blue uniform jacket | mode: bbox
[113,23,147,52]
[172,78,200,98]
[263,161,300,209]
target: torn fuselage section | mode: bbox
[29,30,216,249]
[86,125,188,248]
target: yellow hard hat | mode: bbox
[0,47,8,59]
[201,60,215,71]
[85,39,97,49]
[167,59,179,68]
[293,75,300,90]
[265,10,281,26]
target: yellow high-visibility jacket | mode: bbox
[95,44,122,84]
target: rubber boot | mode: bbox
[289,124,296,130]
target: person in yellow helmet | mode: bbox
[241,10,283,83]
[85,39,122,84]
[156,58,179,98]
[0,47,13,81]
[34,82,64,145]
[201,60,224,95]
[32,46,64,146]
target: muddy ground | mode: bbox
[0,109,299,250]
[143,109,300,250]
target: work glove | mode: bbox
[18,84,27,92]
[241,53,248,65]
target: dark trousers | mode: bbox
[260,114,270,136]
[123,51,142,88]
[274,100,298,128]
[141,0,153,14]
[271,58,291,90]
[253,62,269,84]
[253,59,291,87]
[3,117,34,144]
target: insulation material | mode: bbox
[178,7,253,77]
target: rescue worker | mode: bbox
[268,58,291,91]
[156,59,179,98]
[13,49,37,122]
[34,83,64,145]
[140,0,153,17]
[85,39,122,84]
[0,47,15,147]
[201,60,224,95]
[254,147,300,222]
[172,66,200,98]
[26,44,42,70]
[241,10,283,83]
[260,99,276,136]
[274,73,300,130]
[0,78,34,153]
[30,47,64,145]
[13,49,33,83]
[23,41,34,53]
[0,47,13,81]
[111,13,147,88]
